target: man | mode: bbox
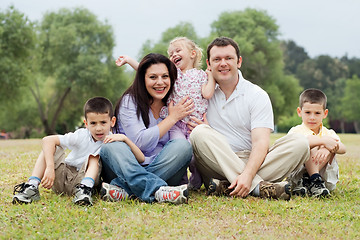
[188,37,310,200]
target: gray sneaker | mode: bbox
[292,173,311,197]
[100,182,129,202]
[308,176,330,198]
[206,178,231,196]
[13,183,40,204]
[259,181,291,200]
[154,184,188,204]
[73,184,93,206]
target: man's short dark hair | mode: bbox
[84,97,113,119]
[207,37,241,62]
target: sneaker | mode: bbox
[73,184,93,206]
[188,183,201,192]
[13,183,40,204]
[100,182,129,202]
[206,178,231,196]
[259,181,291,200]
[292,174,311,197]
[308,176,330,198]
[154,184,188,204]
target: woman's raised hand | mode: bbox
[168,96,194,122]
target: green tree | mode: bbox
[280,40,310,75]
[0,88,42,138]
[32,8,120,134]
[296,55,348,90]
[341,56,360,78]
[210,9,302,121]
[325,78,346,132]
[0,7,131,138]
[0,6,39,137]
[0,6,35,102]
[341,75,360,133]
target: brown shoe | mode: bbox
[206,178,232,196]
[259,181,291,200]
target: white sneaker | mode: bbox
[100,182,129,202]
[154,184,188,204]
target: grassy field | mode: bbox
[1,134,359,239]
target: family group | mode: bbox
[12,37,345,206]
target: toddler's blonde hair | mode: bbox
[168,37,203,69]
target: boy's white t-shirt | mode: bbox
[58,128,107,171]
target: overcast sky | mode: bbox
[2,0,359,60]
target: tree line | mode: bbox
[1,6,359,138]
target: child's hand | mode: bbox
[115,55,129,67]
[103,134,127,144]
[322,136,339,153]
[41,167,55,189]
[205,68,213,78]
[115,55,139,70]
[312,147,331,165]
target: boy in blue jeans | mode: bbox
[13,97,144,206]
[288,89,346,197]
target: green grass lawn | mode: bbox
[1,134,359,239]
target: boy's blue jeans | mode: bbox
[100,139,192,203]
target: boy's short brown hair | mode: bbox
[84,97,113,119]
[299,88,327,110]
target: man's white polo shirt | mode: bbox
[207,70,274,152]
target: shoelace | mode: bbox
[75,184,93,195]
[261,184,276,197]
[13,183,27,195]
[312,180,324,188]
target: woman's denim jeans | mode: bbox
[100,139,192,202]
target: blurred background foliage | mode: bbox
[1,6,359,138]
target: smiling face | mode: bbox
[168,41,196,71]
[84,112,115,142]
[145,63,171,103]
[297,102,328,134]
[207,45,242,87]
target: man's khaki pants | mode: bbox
[190,124,310,191]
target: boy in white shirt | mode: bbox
[13,97,144,205]
[288,89,346,197]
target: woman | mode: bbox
[100,53,193,204]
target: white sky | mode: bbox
[1,0,359,59]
